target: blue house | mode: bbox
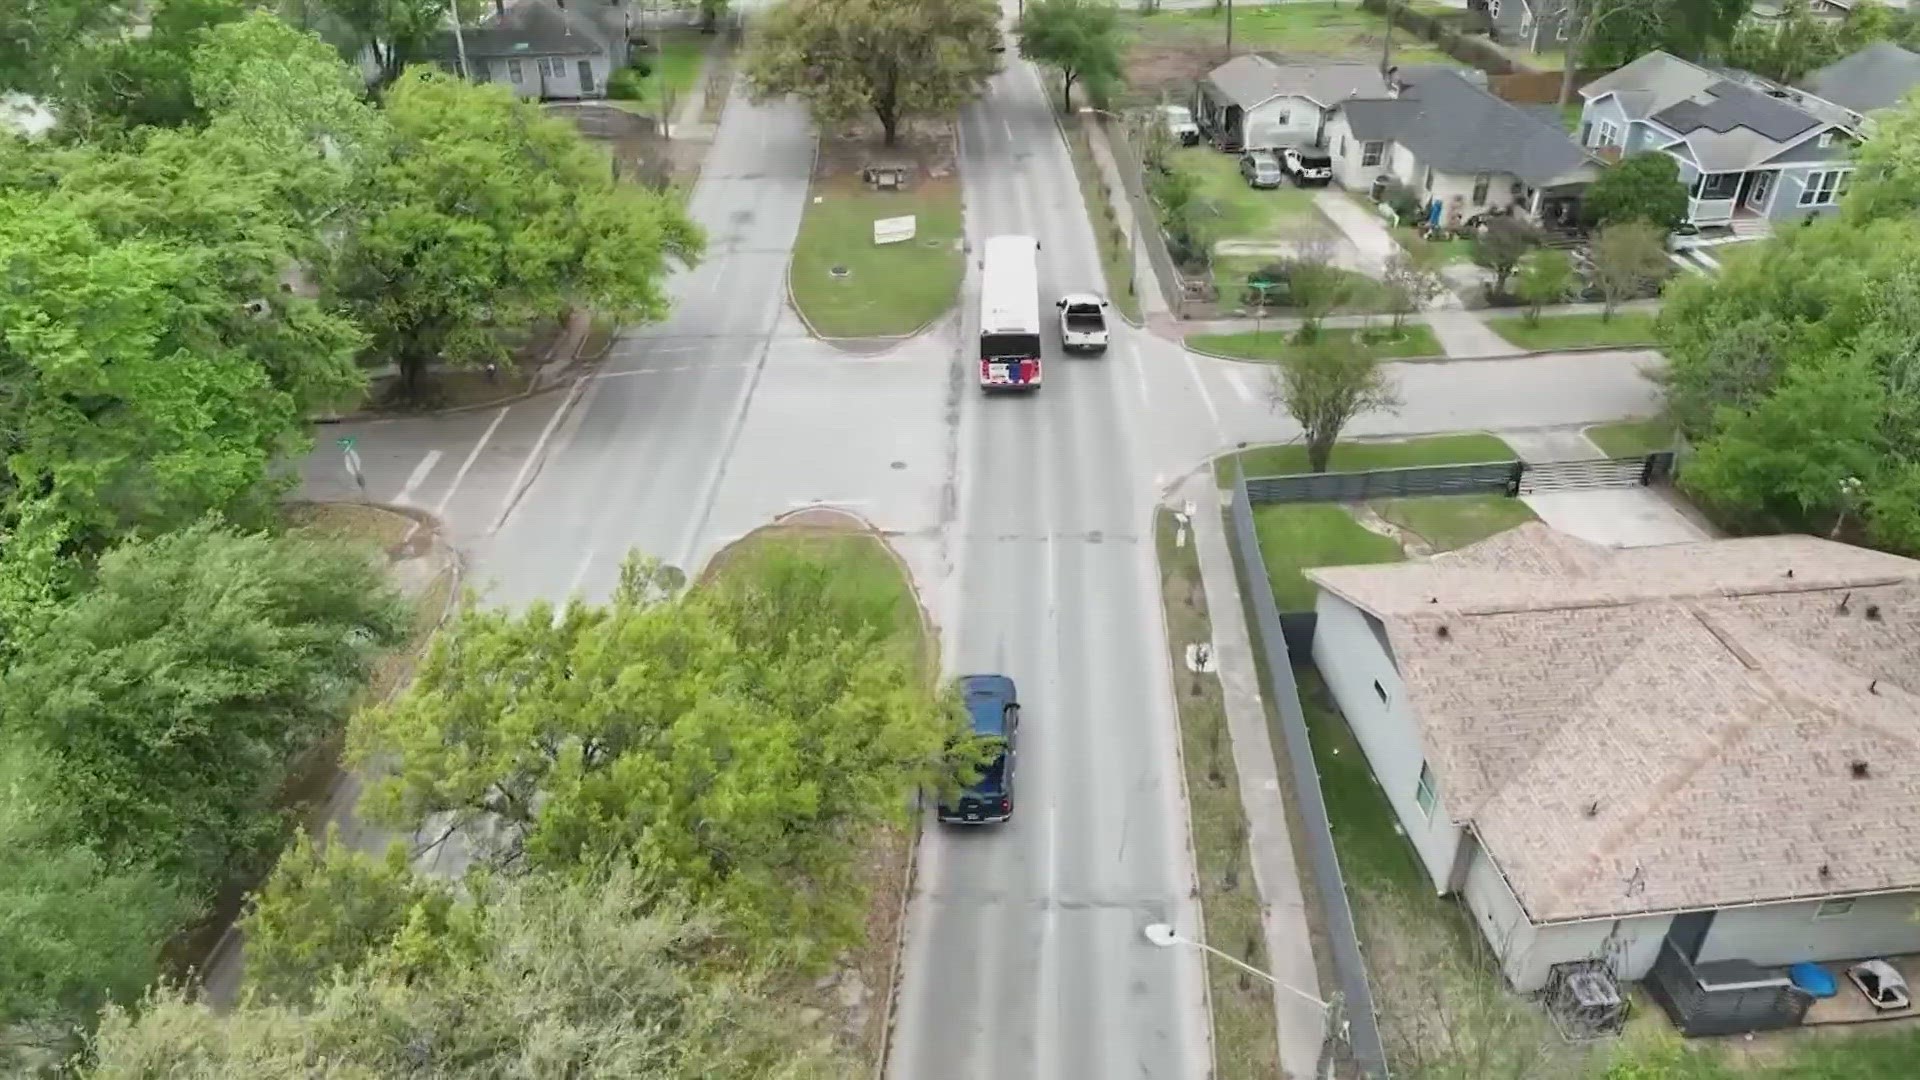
[1576,51,1858,238]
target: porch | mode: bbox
[1686,168,1778,237]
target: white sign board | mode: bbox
[873,215,917,245]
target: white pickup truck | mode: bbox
[1056,293,1110,353]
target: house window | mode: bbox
[1414,764,1439,819]
[1338,136,1347,157]
[508,59,523,83]
[1373,679,1388,704]
[1277,109,1292,125]
[1489,0,1501,14]
[1799,169,1850,207]
[1471,172,1491,206]
[1818,130,1836,148]
[539,57,560,79]
[1814,898,1856,920]
[1361,141,1384,167]
[1596,120,1620,148]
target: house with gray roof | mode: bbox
[1194,55,1390,150]
[1307,522,1920,1020]
[1798,42,1920,131]
[424,0,634,100]
[1578,51,1858,236]
[1321,67,1598,231]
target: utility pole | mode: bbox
[1225,0,1234,57]
[449,0,472,80]
[1379,2,1392,77]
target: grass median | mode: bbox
[790,177,964,338]
[1187,324,1442,362]
[1585,417,1677,457]
[1155,508,1279,1079]
[1483,310,1659,351]
[1064,122,1144,325]
[702,517,929,1064]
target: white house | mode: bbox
[1194,55,1389,150]
[1322,67,1598,230]
[1307,523,1920,999]
[423,0,634,100]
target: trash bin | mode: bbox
[1369,175,1390,203]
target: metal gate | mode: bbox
[1244,451,1676,506]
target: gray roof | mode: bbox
[427,0,625,61]
[1579,50,1725,116]
[1204,55,1389,110]
[1801,42,1920,115]
[1336,69,1594,185]
[1652,80,1820,142]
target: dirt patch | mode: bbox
[1124,39,1226,103]
[814,119,957,181]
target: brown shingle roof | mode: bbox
[1307,523,1920,922]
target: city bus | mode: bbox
[979,234,1042,390]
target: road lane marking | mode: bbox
[433,405,509,518]
[1224,366,1260,405]
[394,449,442,508]
[489,376,593,534]
[565,542,598,602]
[1182,346,1224,441]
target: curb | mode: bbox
[1182,339,1657,364]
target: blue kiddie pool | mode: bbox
[1790,962,1838,998]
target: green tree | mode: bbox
[312,0,447,85]
[1847,83,1920,223]
[0,746,189,1067]
[1588,218,1670,318]
[330,70,700,399]
[746,0,1001,147]
[1722,0,1846,83]
[1380,249,1444,332]
[0,0,135,101]
[88,865,851,1079]
[1016,0,1124,115]
[0,523,406,884]
[349,550,967,964]
[1682,354,1889,534]
[1582,151,1689,231]
[1471,215,1540,296]
[1558,0,1671,106]
[1581,0,1746,66]
[1514,248,1576,324]
[58,0,253,133]
[1284,241,1355,342]
[1267,339,1403,473]
[241,826,456,1006]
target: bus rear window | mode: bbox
[982,332,1040,358]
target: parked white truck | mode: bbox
[1056,293,1110,354]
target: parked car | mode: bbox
[1281,146,1334,187]
[1239,149,1284,189]
[1056,292,1110,353]
[938,674,1020,825]
[1160,104,1201,146]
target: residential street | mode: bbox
[293,28,1669,1080]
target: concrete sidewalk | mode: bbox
[1502,428,1708,548]
[1084,120,1171,319]
[1180,474,1327,1080]
[1312,189,1403,275]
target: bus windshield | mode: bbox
[982,331,1041,359]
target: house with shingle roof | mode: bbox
[1798,42,1920,133]
[1307,522,1920,997]
[1321,66,1598,231]
[422,0,635,100]
[1577,51,1859,237]
[1194,55,1390,151]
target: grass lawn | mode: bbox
[1155,508,1280,1079]
[1375,494,1536,552]
[789,176,964,338]
[1172,147,1325,240]
[1188,324,1443,362]
[1066,122,1144,324]
[1210,255,1397,315]
[1484,311,1659,351]
[610,35,705,114]
[1393,226,1474,265]
[703,520,927,1064]
[1222,432,1516,483]
[1586,418,1678,458]
[1295,667,1429,894]
[1559,101,1584,133]
[1126,3,1451,65]
[1253,503,1405,609]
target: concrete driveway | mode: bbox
[1502,428,1708,548]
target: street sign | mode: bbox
[873,215,917,245]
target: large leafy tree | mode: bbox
[1582,151,1688,231]
[349,551,966,963]
[330,70,701,399]
[1557,0,1669,106]
[1588,218,1671,319]
[0,746,190,1067]
[88,865,851,1079]
[1017,0,1124,115]
[1268,339,1403,473]
[747,0,1001,147]
[0,523,405,885]
[1582,0,1746,66]
[305,0,448,84]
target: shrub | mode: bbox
[607,60,653,100]
[1380,179,1423,222]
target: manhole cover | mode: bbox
[828,265,851,279]
[890,460,907,470]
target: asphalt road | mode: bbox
[887,49,1211,1080]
